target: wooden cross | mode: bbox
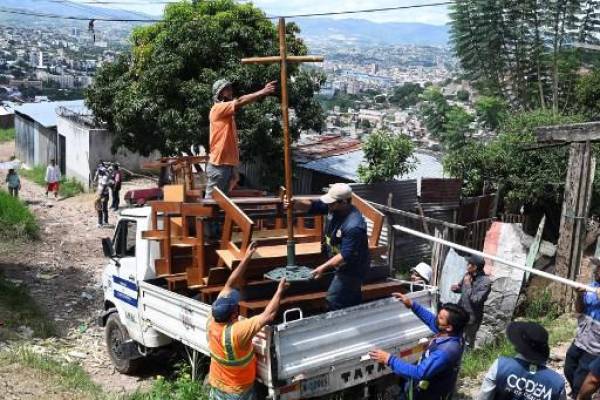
[536,122,600,307]
[242,17,324,267]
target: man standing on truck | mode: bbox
[208,242,287,400]
[564,257,600,398]
[451,254,492,349]
[287,183,370,311]
[369,292,469,400]
[205,79,277,198]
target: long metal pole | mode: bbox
[279,17,296,267]
[393,224,598,292]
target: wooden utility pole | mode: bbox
[536,122,599,307]
[242,18,323,268]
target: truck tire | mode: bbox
[105,313,141,374]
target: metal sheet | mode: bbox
[273,288,435,380]
[351,181,418,211]
[438,248,467,304]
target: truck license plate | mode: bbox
[301,374,329,397]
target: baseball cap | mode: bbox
[212,79,232,102]
[320,183,353,204]
[211,289,241,322]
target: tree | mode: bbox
[389,83,424,109]
[419,86,450,138]
[86,0,324,188]
[440,106,474,152]
[456,89,470,102]
[474,96,508,130]
[443,110,584,205]
[358,130,415,183]
[359,119,372,129]
[576,67,600,120]
[449,0,600,112]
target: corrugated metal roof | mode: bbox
[300,149,444,182]
[14,100,86,128]
[294,134,362,163]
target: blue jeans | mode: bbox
[209,386,255,400]
[326,273,363,311]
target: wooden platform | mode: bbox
[238,279,406,317]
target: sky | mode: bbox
[74,0,450,25]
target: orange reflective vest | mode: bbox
[207,319,256,393]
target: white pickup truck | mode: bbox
[98,206,438,399]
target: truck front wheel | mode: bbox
[105,313,142,374]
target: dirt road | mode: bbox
[0,140,156,396]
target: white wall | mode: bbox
[57,116,91,188]
[57,115,159,191]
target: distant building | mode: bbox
[9,80,43,90]
[56,103,158,189]
[14,100,83,171]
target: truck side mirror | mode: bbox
[102,238,121,267]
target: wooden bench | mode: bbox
[238,279,407,317]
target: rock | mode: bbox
[81,292,94,300]
[36,272,58,280]
[16,325,34,339]
[68,351,87,359]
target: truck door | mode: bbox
[111,218,143,342]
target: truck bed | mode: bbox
[138,279,436,398]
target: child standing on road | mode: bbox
[5,168,21,198]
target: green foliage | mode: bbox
[19,166,84,198]
[0,190,39,240]
[357,130,415,183]
[449,0,600,112]
[318,93,360,112]
[521,290,561,322]
[576,67,600,120]
[474,96,508,130]
[0,127,15,143]
[456,89,470,102]
[0,274,54,339]
[389,83,424,109]
[1,347,103,399]
[359,119,372,129]
[443,110,583,203]
[419,86,450,137]
[441,106,474,152]
[86,0,324,189]
[126,371,208,400]
[460,334,514,378]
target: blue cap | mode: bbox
[212,289,241,322]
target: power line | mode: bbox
[0,2,454,23]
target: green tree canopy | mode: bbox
[85,0,324,187]
[474,96,508,130]
[358,130,415,183]
[389,83,424,109]
[456,89,470,102]
[450,0,600,112]
[419,86,450,138]
[443,110,584,207]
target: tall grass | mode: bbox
[0,347,105,399]
[19,165,84,198]
[0,190,39,239]
[0,127,15,142]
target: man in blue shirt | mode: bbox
[369,292,469,400]
[565,258,600,398]
[289,183,370,310]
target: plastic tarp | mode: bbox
[439,248,468,304]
